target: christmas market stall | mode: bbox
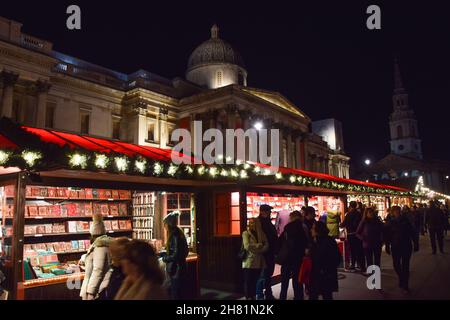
[0,118,419,297]
[0,118,240,300]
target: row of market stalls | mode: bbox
[0,117,431,299]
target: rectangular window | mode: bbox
[147,121,155,141]
[45,103,56,128]
[80,111,90,135]
[215,192,240,236]
[112,117,121,140]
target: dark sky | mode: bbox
[2,1,450,171]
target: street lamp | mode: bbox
[364,159,371,166]
[253,122,263,131]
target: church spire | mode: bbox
[211,24,219,39]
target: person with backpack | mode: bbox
[162,211,189,299]
[278,211,307,300]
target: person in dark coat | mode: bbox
[278,211,307,300]
[384,206,419,293]
[98,237,129,300]
[356,207,384,267]
[162,211,189,300]
[341,201,365,271]
[309,221,341,300]
[256,204,278,300]
[425,201,447,254]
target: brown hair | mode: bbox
[110,237,130,264]
[123,240,164,285]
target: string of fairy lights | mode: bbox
[0,148,417,197]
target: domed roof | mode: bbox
[187,25,245,71]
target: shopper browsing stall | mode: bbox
[162,211,189,299]
[242,218,268,300]
[256,204,278,300]
[309,221,341,300]
[98,237,129,300]
[278,211,307,300]
[79,213,112,300]
[115,240,167,300]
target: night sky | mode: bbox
[2,1,450,171]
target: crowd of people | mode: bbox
[240,199,450,300]
[74,198,449,300]
[241,204,341,300]
[78,211,188,300]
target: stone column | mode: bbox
[131,102,147,145]
[35,80,51,127]
[1,71,19,118]
[286,131,293,168]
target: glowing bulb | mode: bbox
[22,151,42,167]
[220,169,229,177]
[289,175,297,183]
[134,159,147,173]
[95,154,109,169]
[197,166,206,175]
[115,157,128,172]
[154,162,163,175]
[185,165,194,174]
[167,164,178,176]
[253,122,263,130]
[240,170,248,179]
[230,169,238,177]
[209,167,218,177]
[0,150,11,165]
[275,172,283,180]
[69,153,88,169]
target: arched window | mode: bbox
[397,125,403,138]
[216,70,223,87]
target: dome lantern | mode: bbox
[186,25,248,89]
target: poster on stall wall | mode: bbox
[275,210,291,236]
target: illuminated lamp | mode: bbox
[22,151,42,167]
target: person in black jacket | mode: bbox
[278,211,307,300]
[425,201,447,254]
[309,221,341,300]
[341,201,365,271]
[162,211,189,300]
[256,204,278,300]
[385,206,419,293]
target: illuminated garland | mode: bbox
[0,147,418,197]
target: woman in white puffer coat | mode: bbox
[79,213,112,300]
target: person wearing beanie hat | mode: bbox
[162,210,189,299]
[80,213,112,300]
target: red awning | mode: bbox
[0,125,408,192]
[0,133,17,149]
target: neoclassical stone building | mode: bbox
[0,17,349,177]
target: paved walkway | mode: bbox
[201,233,450,300]
[271,233,450,300]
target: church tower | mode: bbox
[389,59,423,159]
